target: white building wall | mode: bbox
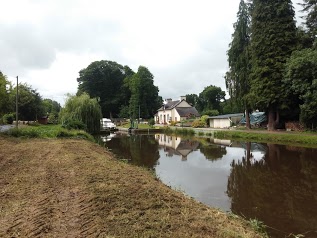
[210,118,231,128]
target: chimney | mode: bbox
[180,96,186,101]
[166,98,172,103]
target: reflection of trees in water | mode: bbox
[106,134,160,168]
[227,143,317,238]
[199,144,227,161]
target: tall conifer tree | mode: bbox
[226,0,251,129]
[300,0,317,41]
[250,0,297,130]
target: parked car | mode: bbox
[100,118,117,131]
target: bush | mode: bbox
[62,119,87,131]
[192,119,205,128]
[170,121,177,126]
[3,113,15,124]
[202,109,219,116]
[148,118,155,127]
[5,127,39,138]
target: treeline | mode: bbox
[0,71,61,124]
[77,61,161,119]
[226,0,317,130]
[185,85,246,117]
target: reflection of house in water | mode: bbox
[155,134,199,161]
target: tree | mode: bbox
[127,66,161,120]
[185,94,199,107]
[284,48,317,128]
[42,99,61,124]
[198,85,225,114]
[59,93,102,134]
[226,0,252,128]
[0,71,12,117]
[250,0,297,130]
[10,83,44,121]
[77,60,129,118]
[300,0,317,42]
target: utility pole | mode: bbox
[16,76,18,128]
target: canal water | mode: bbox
[99,132,317,238]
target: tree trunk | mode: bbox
[245,108,251,130]
[267,106,276,131]
[246,142,251,167]
[275,109,280,127]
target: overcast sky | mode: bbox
[1,0,304,105]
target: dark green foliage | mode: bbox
[185,94,199,107]
[42,98,61,123]
[2,113,14,124]
[148,118,155,127]
[226,0,251,106]
[249,0,297,130]
[77,61,128,118]
[12,83,45,121]
[61,119,87,131]
[221,99,243,114]
[127,66,161,119]
[5,127,40,138]
[284,48,317,128]
[77,61,161,119]
[197,85,225,113]
[0,71,12,117]
[300,0,317,41]
[201,109,219,116]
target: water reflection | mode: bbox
[105,132,160,168]
[228,143,317,238]
[155,134,199,161]
[103,133,317,238]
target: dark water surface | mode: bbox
[100,132,317,238]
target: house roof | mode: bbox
[208,113,244,119]
[176,107,200,117]
[158,100,182,111]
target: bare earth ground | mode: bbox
[0,136,263,238]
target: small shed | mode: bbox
[208,113,244,128]
[38,116,48,125]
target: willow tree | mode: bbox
[250,0,297,130]
[226,0,251,129]
[60,93,102,134]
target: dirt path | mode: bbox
[0,136,263,238]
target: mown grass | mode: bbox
[2,124,94,141]
[214,130,317,147]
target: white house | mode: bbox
[155,96,200,124]
[208,113,244,129]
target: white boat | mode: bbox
[100,118,117,131]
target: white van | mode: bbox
[100,118,116,130]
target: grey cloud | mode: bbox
[0,24,56,73]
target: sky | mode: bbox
[1,0,304,105]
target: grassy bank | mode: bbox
[1,124,94,141]
[0,136,265,237]
[214,130,317,147]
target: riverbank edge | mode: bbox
[0,136,265,238]
[118,126,317,148]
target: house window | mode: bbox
[160,115,162,122]
[167,114,169,121]
[175,117,177,121]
